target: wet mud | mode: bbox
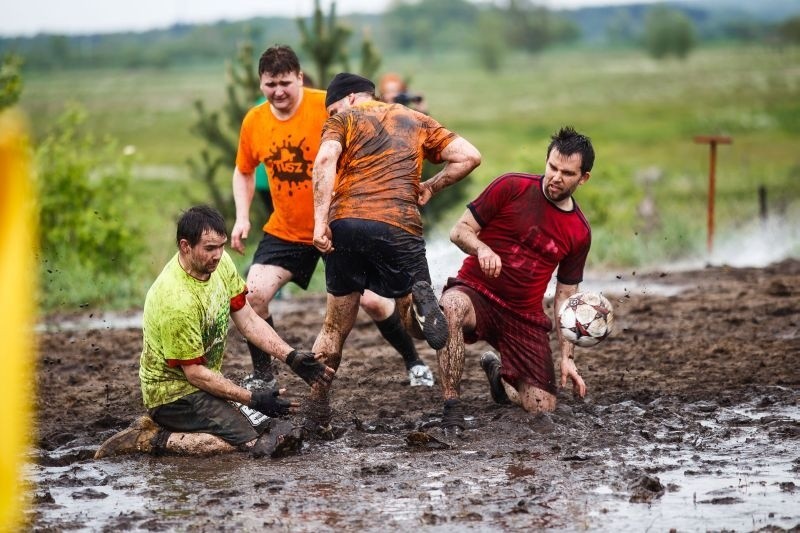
[28,260,800,531]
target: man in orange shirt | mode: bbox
[232,47,436,390]
[308,73,481,433]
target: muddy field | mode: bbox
[28,259,799,531]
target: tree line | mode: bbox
[4,1,800,72]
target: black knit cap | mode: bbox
[325,72,375,107]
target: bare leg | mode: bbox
[246,264,293,319]
[164,432,241,455]
[436,290,476,401]
[310,292,361,399]
[359,290,394,321]
[507,381,557,414]
[244,264,294,380]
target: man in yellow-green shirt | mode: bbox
[94,205,333,459]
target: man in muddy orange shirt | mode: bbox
[307,73,481,432]
[232,47,436,390]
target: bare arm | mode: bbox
[419,137,481,205]
[449,209,502,278]
[232,301,336,386]
[553,281,586,397]
[231,301,295,363]
[231,166,256,254]
[182,363,253,404]
[312,140,343,253]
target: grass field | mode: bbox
[20,44,800,309]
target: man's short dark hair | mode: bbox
[258,45,301,77]
[177,205,227,247]
[546,126,595,174]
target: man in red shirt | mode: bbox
[436,126,595,434]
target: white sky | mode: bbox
[2,0,661,37]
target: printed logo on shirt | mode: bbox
[265,138,313,196]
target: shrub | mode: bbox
[36,105,145,310]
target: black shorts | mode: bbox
[149,390,271,446]
[324,218,431,298]
[251,232,321,290]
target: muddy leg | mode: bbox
[164,432,239,455]
[302,293,360,433]
[512,381,556,414]
[436,291,475,400]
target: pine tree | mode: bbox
[187,39,263,223]
[297,0,381,87]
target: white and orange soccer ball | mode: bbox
[558,291,614,347]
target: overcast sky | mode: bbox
[2,0,661,37]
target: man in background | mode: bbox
[231,46,436,390]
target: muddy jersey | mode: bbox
[139,252,246,409]
[320,100,456,237]
[236,88,328,244]
[456,173,591,321]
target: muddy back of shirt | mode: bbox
[320,100,456,237]
[236,88,328,244]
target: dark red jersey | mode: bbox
[456,173,591,320]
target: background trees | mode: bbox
[643,6,697,59]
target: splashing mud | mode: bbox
[27,259,799,530]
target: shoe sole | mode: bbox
[412,281,449,350]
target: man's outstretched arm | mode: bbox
[419,137,481,205]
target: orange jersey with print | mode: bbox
[236,88,328,244]
[320,100,456,236]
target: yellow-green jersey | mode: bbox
[139,251,246,409]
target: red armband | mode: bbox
[230,287,248,312]
[166,356,207,368]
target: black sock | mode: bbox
[247,316,275,378]
[374,307,422,370]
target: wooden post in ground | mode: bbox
[694,135,732,253]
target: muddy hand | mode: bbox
[313,224,334,254]
[250,387,297,417]
[560,357,586,397]
[285,350,335,387]
[418,182,433,206]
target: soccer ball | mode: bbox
[558,291,614,347]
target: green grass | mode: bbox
[22,44,800,310]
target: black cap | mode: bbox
[325,72,375,108]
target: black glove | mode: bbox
[285,350,332,386]
[250,388,291,417]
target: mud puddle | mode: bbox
[26,389,799,531]
[29,259,800,530]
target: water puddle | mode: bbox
[583,401,800,531]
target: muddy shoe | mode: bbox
[241,372,277,392]
[408,363,435,387]
[298,398,341,441]
[251,419,303,459]
[411,281,449,350]
[441,399,466,436]
[94,416,160,459]
[480,351,511,405]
